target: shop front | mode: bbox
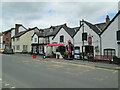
[31,44,44,55]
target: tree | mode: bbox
[95,45,99,55]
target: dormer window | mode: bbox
[35,38,37,42]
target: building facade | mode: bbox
[2,28,14,49]
[101,10,120,57]
[74,20,101,56]
[12,27,39,53]
[0,33,4,49]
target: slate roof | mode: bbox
[62,25,76,38]
[35,32,44,37]
[95,22,107,31]
[84,20,101,35]
[2,28,15,34]
[12,31,26,38]
[29,27,39,30]
[35,24,77,38]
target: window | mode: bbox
[117,31,120,40]
[34,38,37,42]
[104,49,115,56]
[23,45,28,51]
[60,35,64,43]
[16,45,20,50]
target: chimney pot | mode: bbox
[106,15,110,25]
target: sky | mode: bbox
[0,0,119,32]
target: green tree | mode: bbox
[95,45,99,55]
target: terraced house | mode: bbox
[12,24,39,53]
[2,28,14,49]
[31,23,79,55]
[101,10,120,57]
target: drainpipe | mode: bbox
[99,35,102,55]
[82,19,85,60]
[73,36,74,59]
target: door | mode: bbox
[85,45,94,56]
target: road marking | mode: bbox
[49,65,64,67]
[50,61,118,71]
[93,77,104,81]
[47,68,56,70]
[112,71,118,74]
[116,67,120,69]
[10,86,15,89]
[4,83,10,86]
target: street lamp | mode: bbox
[81,19,85,60]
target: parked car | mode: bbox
[2,48,14,54]
[0,49,4,53]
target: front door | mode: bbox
[85,45,94,56]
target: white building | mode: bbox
[101,10,120,57]
[74,20,102,56]
[31,24,77,55]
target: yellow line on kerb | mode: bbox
[50,61,118,71]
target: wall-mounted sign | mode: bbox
[82,33,87,41]
[88,36,92,45]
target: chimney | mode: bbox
[64,23,67,26]
[106,15,110,25]
[15,24,22,35]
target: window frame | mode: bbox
[104,49,116,56]
[60,35,64,43]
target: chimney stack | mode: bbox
[106,15,110,25]
[15,24,22,35]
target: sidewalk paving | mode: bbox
[35,55,120,70]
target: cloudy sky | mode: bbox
[0,0,119,32]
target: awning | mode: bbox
[44,42,64,46]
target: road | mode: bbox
[2,54,118,88]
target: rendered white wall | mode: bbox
[101,15,119,56]
[32,34,38,44]
[74,24,100,55]
[39,37,44,44]
[52,28,73,45]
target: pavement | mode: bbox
[20,54,120,71]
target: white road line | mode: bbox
[11,86,15,89]
[4,83,10,86]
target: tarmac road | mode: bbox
[1,54,119,88]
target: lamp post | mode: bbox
[82,19,85,60]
